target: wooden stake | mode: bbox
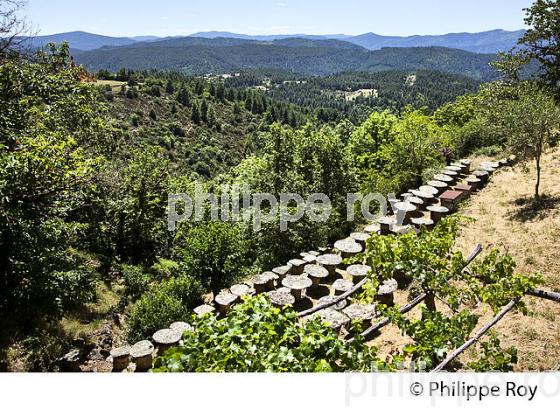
[431,298,519,373]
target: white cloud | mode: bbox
[276,2,286,7]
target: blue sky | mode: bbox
[26,0,534,37]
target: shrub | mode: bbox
[178,222,250,291]
[149,258,181,280]
[122,264,152,299]
[51,268,98,311]
[127,288,186,343]
[126,274,203,342]
[159,275,204,307]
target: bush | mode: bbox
[122,265,152,299]
[149,258,181,280]
[159,275,204,307]
[472,145,505,157]
[126,274,203,342]
[127,289,186,343]
[178,222,251,291]
[20,329,72,372]
[52,268,98,311]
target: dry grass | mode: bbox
[59,282,121,339]
[454,148,560,370]
[95,79,127,93]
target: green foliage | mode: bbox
[153,295,391,372]
[107,146,171,264]
[149,258,181,280]
[122,265,152,299]
[127,288,186,343]
[359,217,468,308]
[0,44,103,322]
[230,122,356,267]
[387,307,478,370]
[176,222,251,292]
[127,274,203,342]
[468,335,518,372]
[519,0,560,98]
[355,109,447,194]
[158,274,204,307]
[469,250,543,314]
[19,329,72,372]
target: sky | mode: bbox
[25,0,534,38]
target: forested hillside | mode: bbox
[225,69,481,121]
[75,37,500,80]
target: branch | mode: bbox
[351,293,427,341]
[527,288,560,303]
[297,276,368,318]
[431,298,519,372]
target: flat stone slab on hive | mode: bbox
[364,223,380,234]
[433,174,454,183]
[318,296,347,310]
[215,292,239,306]
[346,264,372,281]
[252,272,278,287]
[288,259,307,274]
[418,185,439,196]
[169,321,194,334]
[268,289,295,307]
[304,264,329,279]
[282,275,313,290]
[406,196,424,206]
[334,238,363,255]
[410,217,434,228]
[378,278,398,295]
[350,232,370,245]
[427,205,450,214]
[309,308,350,330]
[427,180,448,189]
[301,254,317,263]
[480,161,499,169]
[194,304,216,317]
[110,345,130,358]
[272,265,290,280]
[333,278,353,295]
[343,304,376,322]
[442,169,459,177]
[316,253,343,267]
[472,170,489,178]
[130,340,154,359]
[230,283,253,298]
[410,190,435,201]
[153,328,183,346]
[394,201,417,213]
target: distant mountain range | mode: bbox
[74,37,499,80]
[25,29,525,54]
[190,29,525,54]
[23,29,532,81]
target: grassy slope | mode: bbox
[455,148,560,370]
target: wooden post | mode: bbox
[432,298,519,372]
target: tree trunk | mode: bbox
[535,154,541,202]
